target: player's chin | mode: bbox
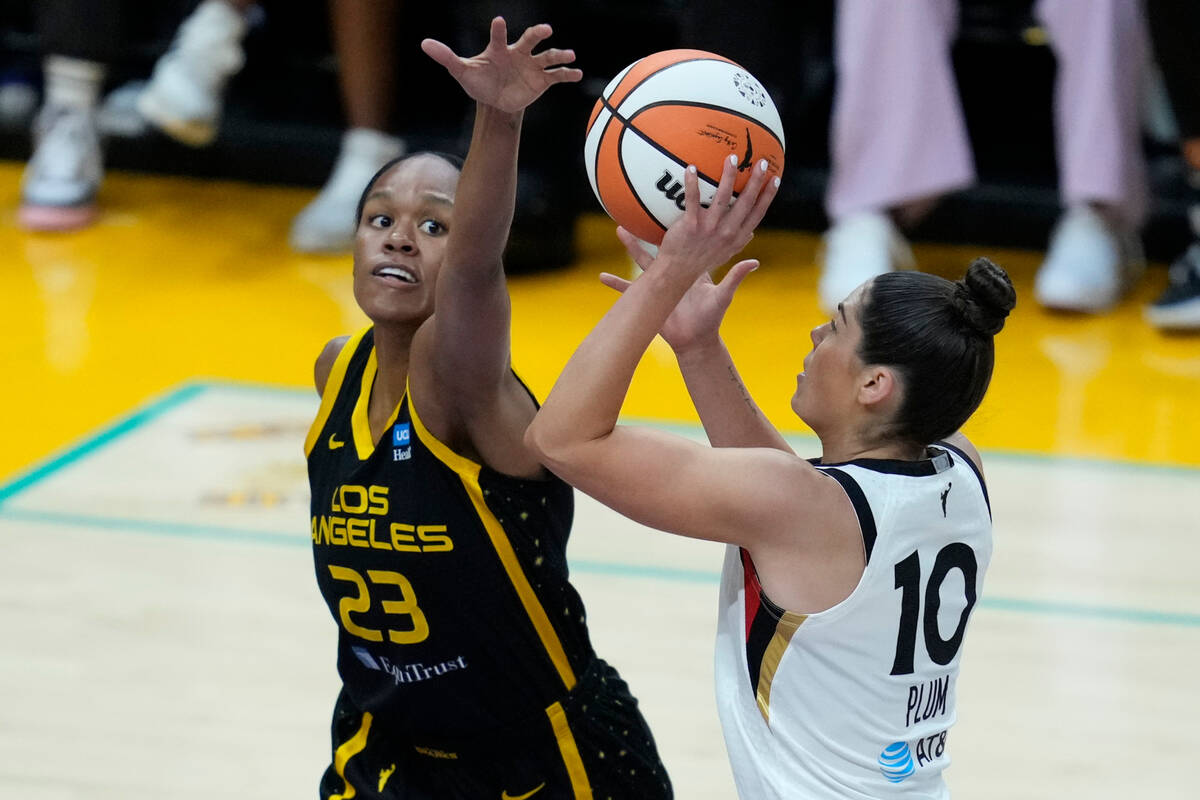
[789,388,807,420]
[356,293,429,327]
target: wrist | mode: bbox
[474,103,524,133]
[673,335,726,363]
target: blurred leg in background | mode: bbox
[1032,0,1149,313]
[288,0,406,254]
[136,0,257,148]
[821,0,1149,315]
[19,0,123,230]
[1142,0,1200,330]
[820,0,967,312]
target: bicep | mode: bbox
[429,261,514,402]
[541,426,820,548]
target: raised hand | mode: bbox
[421,17,582,114]
[600,261,758,353]
[634,154,779,284]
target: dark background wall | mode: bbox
[0,0,1192,267]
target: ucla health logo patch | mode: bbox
[878,741,915,783]
[392,423,412,462]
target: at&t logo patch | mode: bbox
[878,741,915,783]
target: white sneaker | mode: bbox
[818,211,914,313]
[98,80,151,138]
[289,128,406,253]
[19,104,103,230]
[1034,205,1144,312]
[136,0,248,147]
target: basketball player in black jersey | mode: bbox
[304,17,671,799]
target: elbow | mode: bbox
[523,416,556,463]
[524,414,580,476]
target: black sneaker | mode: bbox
[1145,243,1200,330]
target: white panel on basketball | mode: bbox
[583,105,612,211]
[614,60,786,147]
[598,61,636,104]
[619,130,720,230]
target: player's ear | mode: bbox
[857,365,902,412]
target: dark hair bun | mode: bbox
[953,257,1016,335]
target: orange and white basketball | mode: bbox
[583,49,785,245]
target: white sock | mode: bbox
[43,55,105,111]
[325,128,406,195]
[189,0,251,42]
[342,128,406,168]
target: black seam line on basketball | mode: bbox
[615,123,667,234]
[601,95,730,195]
[590,108,615,219]
[628,121,728,196]
[600,107,776,205]
[604,56,732,116]
[623,99,784,152]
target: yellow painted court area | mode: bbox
[1,160,1197,480]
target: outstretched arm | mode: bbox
[526,158,786,541]
[418,17,581,410]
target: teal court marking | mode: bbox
[0,382,209,507]
[2,380,1198,630]
[6,506,1200,629]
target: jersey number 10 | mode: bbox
[890,543,978,676]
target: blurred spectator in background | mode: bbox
[18,0,125,230]
[819,0,1149,315]
[1143,0,1200,330]
[18,0,253,231]
[287,0,407,253]
[136,0,256,148]
[288,0,582,266]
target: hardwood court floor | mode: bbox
[1,162,1197,798]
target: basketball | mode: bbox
[583,49,786,245]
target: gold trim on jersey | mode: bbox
[407,383,578,693]
[546,700,593,798]
[755,611,807,725]
[305,328,370,458]
[351,347,402,461]
[327,710,373,800]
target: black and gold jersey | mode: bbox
[305,328,594,741]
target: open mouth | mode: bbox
[373,265,418,285]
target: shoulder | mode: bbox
[728,449,860,540]
[940,432,984,475]
[314,335,351,396]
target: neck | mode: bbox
[818,433,925,464]
[370,322,415,415]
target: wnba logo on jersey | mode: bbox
[392,423,412,462]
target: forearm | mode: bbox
[530,259,696,455]
[445,103,523,273]
[429,102,525,392]
[675,339,792,451]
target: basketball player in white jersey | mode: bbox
[526,156,1014,798]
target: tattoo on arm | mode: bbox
[728,365,760,416]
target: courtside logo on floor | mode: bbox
[392,423,411,462]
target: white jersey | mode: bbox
[715,443,992,799]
